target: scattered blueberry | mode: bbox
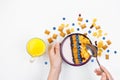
[44,61,48,65]
[72,23,75,26]
[86,19,89,23]
[53,27,56,30]
[62,17,66,20]
[102,37,106,40]
[91,59,94,62]
[114,51,117,54]
[88,30,92,34]
[77,28,80,31]
[107,49,110,53]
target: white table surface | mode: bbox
[0,0,120,80]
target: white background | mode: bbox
[0,0,120,80]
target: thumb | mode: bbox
[55,43,60,55]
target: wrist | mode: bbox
[48,67,61,80]
[50,66,61,74]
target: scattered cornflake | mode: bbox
[65,24,69,27]
[92,23,96,27]
[66,29,71,34]
[97,49,103,57]
[70,28,74,32]
[104,33,108,36]
[92,18,97,23]
[78,22,81,25]
[48,37,53,43]
[98,29,102,33]
[95,25,101,30]
[102,45,108,50]
[93,32,97,37]
[81,24,86,29]
[44,29,50,35]
[60,32,66,37]
[106,40,112,45]
[58,25,64,32]
[97,41,104,48]
[78,17,83,22]
[97,29,103,38]
[52,34,58,39]
[105,54,109,60]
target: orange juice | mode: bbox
[26,38,46,57]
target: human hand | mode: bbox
[48,43,62,80]
[94,65,113,80]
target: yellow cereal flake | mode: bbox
[81,24,86,29]
[65,24,69,27]
[70,28,74,32]
[93,18,97,23]
[104,33,108,36]
[78,22,81,25]
[102,45,108,50]
[97,33,102,38]
[52,34,58,39]
[44,29,50,35]
[93,32,97,37]
[98,29,102,33]
[106,40,111,45]
[105,54,109,60]
[60,32,66,37]
[61,24,65,27]
[58,26,64,32]
[97,49,103,57]
[97,41,104,48]
[95,25,101,30]
[48,37,53,43]
[66,29,71,34]
[92,23,96,27]
[78,17,83,22]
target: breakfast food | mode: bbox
[60,32,66,37]
[106,40,111,45]
[61,34,91,65]
[48,37,53,43]
[80,24,87,29]
[52,34,58,39]
[44,29,50,35]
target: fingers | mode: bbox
[94,68,102,75]
[101,73,107,80]
[100,66,113,80]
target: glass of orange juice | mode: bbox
[26,38,46,58]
